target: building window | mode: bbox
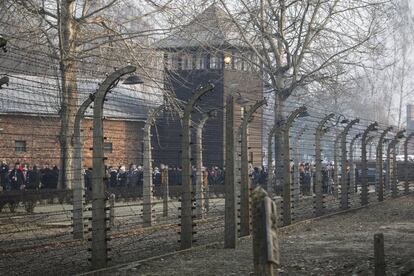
[234,55,243,71]
[181,54,193,70]
[195,55,205,69]
[104,142,113,153]
[166,53,179,70]
[210,55,222,69]
[15,140,26,152]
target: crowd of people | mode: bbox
[0,161,59,191]
[87,164,227,189]
[0,159,343,197]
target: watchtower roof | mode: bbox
[156,4,241,50]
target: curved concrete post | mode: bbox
[72,93,95,239]
[349,133,361,194]
[143,104,164,227]
[195,110,216,219]
[280,106,307,226]
[376,127,392,201]
[333,133,341,198]
[340,119,360,210]
[239,98,267,237]
[224,95,236,249]
[361,122,378,206]
[404,132,414,195]
[314,113,335,216]
[293,127,306,202]
[386,130,405,198]
[267,126,278,196]
[180,83,215,250]
[91,65,136,269]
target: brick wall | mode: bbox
[0,114,145,169]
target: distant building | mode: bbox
[0,75,160,168]
[154,4,263,168]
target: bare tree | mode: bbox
[0,0,171,189]
[208,0,392,170]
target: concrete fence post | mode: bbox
[73,93,94,240]
[333,133,341,198]
[340,119,360,210]
[361,122,378,206]
[161,165,169,217]
[314,113,334,217]
[267,126,277,197]
[239,99,267,237]
[143,105,164,227]
[195,110,216,219]
[109,193,115,227]
[280,106,308,226]
[293,127,306,202]
[387,130,405,198]
[392,143,398,198]
[376,127,392,202]
[350,133,361,194]
[91,65,136,269]
[403,132,414,195]
[224,94,237,249]
[252,187,279,276]
[180,84,214,250]
[386,141,391,192]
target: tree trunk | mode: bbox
[274,93,284,195]
[59,0,78,190]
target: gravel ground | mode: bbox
[0,190,411,275]
[93,194,414,276]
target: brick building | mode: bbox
[154,5,264,168]
[0,75,160,168]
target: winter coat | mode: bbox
[9,169,24,190]
[126,170,140,186]
[26,169,40,189]
[0,164,9,187]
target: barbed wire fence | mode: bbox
[0,36,413,276]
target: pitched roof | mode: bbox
[156,4,241,50]
[0,74,162,121]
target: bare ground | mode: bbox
[90,195,414,276]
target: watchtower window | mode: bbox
[195,55,205,69]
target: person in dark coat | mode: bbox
[109,167,118,188]
[208,166,216,185]
[251,167,261,186]
[9,163,25,190]
[137,165,144,186]
[191,166,197,186]
[84,168,92,191]
[49,166,59,189]
[117,166,127,186]
[259,166,267,186]
[153,167,161,186]
[126,164,140,187]
[41,164,52,189]
[26,165,40,190]
[0,160,9,189]
[216,167,224,185]
[168,166,178,186]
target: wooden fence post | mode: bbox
[374,233,385,276]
